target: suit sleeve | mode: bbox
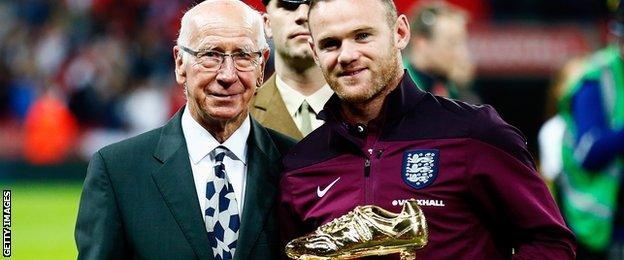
[75,151,129,259]
[467,129,576,259]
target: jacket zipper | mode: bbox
[364,148,373,204]
[364,158,371,177]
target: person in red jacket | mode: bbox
[279,0,576,259]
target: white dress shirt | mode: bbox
[181,106,250,218]
[275,75,334,132]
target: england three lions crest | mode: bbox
[402,149,439,189]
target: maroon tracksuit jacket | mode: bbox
[279,72,576,259]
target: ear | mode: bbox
[173,46,187,85]
[308,38,320,66]
[261,48,271,70]
[263,13,273,39]
[395,14,411,50]
[257,48,271,86]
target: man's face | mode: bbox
[265,1,312,60]
[174,9,267,127]
[308,0,408,103]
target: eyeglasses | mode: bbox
[278,0,310,10]
[179,45,263,72]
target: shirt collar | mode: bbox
[181,106,250,165]
[275,75,333,115]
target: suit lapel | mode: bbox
[152,109,214,260]
[252,75,303,140]
[235,118,281,260]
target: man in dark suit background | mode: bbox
[250,0,332,140]
[75,0,295,259]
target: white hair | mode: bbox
[176,1,268,64]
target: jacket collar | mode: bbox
[152,107,282,260]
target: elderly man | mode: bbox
[279,0,576,259]
[250,0,332,140]
[75,1,295,259]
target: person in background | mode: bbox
[250,0,333,140]
[75,1,295,259]
[404,1,479,103]
[558,2,624,258]
[538,56,586,188]
[279,0,576,258]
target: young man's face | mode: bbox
[265,0,313,60]
[308,0,409,103]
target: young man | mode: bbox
[279,0,576,258]
[75,1,295,259]
[250,0,333,140]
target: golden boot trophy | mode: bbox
[285,199,427,260]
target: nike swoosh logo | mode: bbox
[317,177,341,198]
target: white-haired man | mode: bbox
[75,1,295,259]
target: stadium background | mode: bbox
[0,0,610,258]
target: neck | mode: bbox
[190,107,247,143]
[274,54,326,96]
[341,70,404,125]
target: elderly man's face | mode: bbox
[175,5,266,127]
[265,1,312,60]
[308,0,408,103]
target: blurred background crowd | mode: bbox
[0,0,609,165]
[0,0,191,165]
[0,0,616,258]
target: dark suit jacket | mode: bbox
[75,108,296,260]
[250,74,303,140]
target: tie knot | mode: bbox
[298,100,314,136]
[213,146,228,164]
[299,100,310,113]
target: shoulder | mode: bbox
[281,122,337,172]
[97,128,162,161]
[389,94,493,140]
[265,127,297,155]
[412,94,519,140]
[250,118,297,159]
[465,103,536,169]
[252,75,278,105]
[579,45,619,80]
[400,95,535,168]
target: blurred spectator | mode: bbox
[557,2,624,258]
[23,90,78,165]
[404,0,480,103]
[538,56,587,185]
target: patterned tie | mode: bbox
[205,146,240,260]
[299,100,313,136]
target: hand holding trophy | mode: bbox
[285,199,427,260]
